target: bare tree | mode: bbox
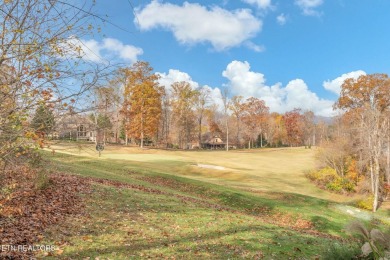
[221,88,230,151]
[194,87,211,148]
[0,0,111,166]
[229,96,244,148]
[335,74,390,212]
[171,81,197,149]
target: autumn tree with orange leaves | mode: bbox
[121,61,163,148]
[241,97,269,149]
[229,96,245,147]
[171,81,197,149]
[283,109,304,147]
[267,112,287,147]
[335,73,390,212]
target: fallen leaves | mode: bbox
[0,167,90,259]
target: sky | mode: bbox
[78,0,390,117]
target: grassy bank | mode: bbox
[35,146,390,259]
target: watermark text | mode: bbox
[1,245,56,252]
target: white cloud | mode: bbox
[295,0,323,16]
[242,0,272,9]
[222,60,266,97]
[135,1,262,51]
[203,85,224,109]
[61,36,143,63]
[244,42,265,52]
[157,69,199,91]
[157,69,224,108]
[222,60,335,116]
[285,79,334,116]
[276,13,287,25]
[323,70,366,95]
[102,38,143,63]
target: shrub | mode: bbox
[306,167,356,193]
[306,167,338,182]
[326,178,343,192]
[35,171,52,190]
[356,195,374,211]
[27,150,43,168]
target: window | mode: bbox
[77,125,87,137]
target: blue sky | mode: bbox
[80,0,390,116]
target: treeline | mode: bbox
[87,61,330,149]
[28,61,390,212]
[89,62,390,212]
[307,74,390,212]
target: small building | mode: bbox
[56,114,96,142]
[201,136,226,149]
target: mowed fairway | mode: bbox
[48,143,347,202]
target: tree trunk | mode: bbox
[370,156,374,193]
[94,113,98,145]
[226,118,229,151]
[260,132,263,148]
[198,117,202,149]
[140,113,144,149]
[373,156,380,212]
[368,136,375,193]
[185,118,189,150]
[236,117,240,148]
[140,98,145,148]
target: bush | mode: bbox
[27,150,43,168]
[326,178,356,193]
[306,167,356,193]
[356,195,374,211]
[34,171,52,190]
[306,167,338,182]
[326,178,344,192]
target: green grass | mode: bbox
[38,145,389,259]
[48,143,349,202]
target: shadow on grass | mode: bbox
[60,224,329,259]
[45,150,354,237]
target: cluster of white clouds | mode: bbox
[156,69,225,108]
[295,0,324,16]
[63,37,143,64]
[133,1,328,52]
[222,60,335,116]
[66,1,339,116]
[276,13,287,25]
[323,70,366,95]
[135,1,262,51]
[157,61,365,117]
[242,0,272,9]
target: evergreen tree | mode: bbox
[31,105,55,135]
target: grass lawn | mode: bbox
[38,143,389,259]
[47,143,349,202]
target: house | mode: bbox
[55,114,96,142]
[201,136,226,149]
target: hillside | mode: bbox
[27,145,389,258]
